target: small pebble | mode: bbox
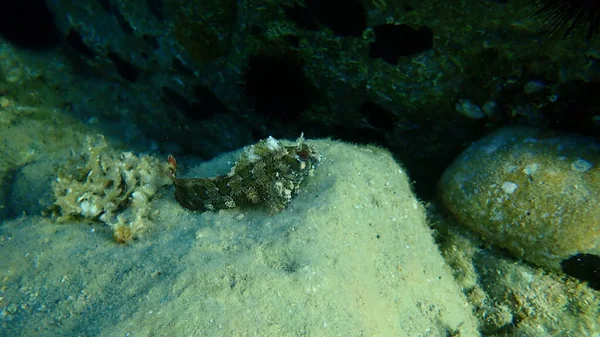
[455,99,485,119]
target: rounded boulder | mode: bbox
[438,126,600,272]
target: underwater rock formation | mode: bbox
[1,138,480,336]
[438,126,600,276]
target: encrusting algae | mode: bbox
[48,135,172,243]
[168,134,321,215]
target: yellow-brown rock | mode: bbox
[439,126,600,272]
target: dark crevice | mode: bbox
[242,54,318,123]
[541,80,600,138]
[107,52,140,82]
[360,101,398,130]
[561,253,600,290]
[369,24,434,65]
[0,1,60,50]
[66,30,95,58]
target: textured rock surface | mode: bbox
[1,139,479,336]
[438,126,600,271]
[430,204,600,337]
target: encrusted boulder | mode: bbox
[1,138,480,336]
[438,126,600,273]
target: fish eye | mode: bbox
[297,148,310,161]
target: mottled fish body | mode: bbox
[168,134,321,214]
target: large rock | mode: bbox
[439,126,600,273]
[0,138,478,336]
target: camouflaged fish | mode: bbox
[167,134,321,214]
